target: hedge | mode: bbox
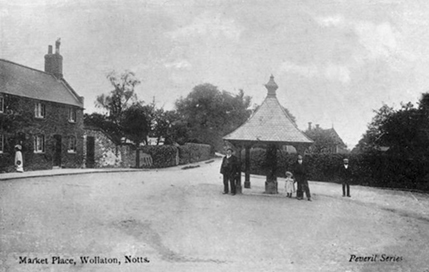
[140,143,213,168]
[177,143,212,165]
[240,148,429,192]
[140,145,178,168]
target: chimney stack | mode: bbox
[44,38,63,79]
[308,122,312,131]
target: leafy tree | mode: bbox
[95,70,141,123]
[355,104,395,153]
[89,70,143,144]
[175,84,252,151]
[356,94,429,158]
[151,108,180,145]
[121,104,150,166]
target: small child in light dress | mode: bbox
[285,171,295,198]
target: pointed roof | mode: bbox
[223,76,313,145]
[0,59,84,108]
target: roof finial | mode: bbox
[265,75,278,97]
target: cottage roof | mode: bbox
[0,59,84,108]
[306,126,346,147]
[326,128,346,147]
[223,76,313,145]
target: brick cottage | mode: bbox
[0,40,85,172]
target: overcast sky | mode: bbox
[2,0,429,148]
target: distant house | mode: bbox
[305,123,348,154]
[0,40,85,172]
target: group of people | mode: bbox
[220,149,353,199]
[283,156,353,200]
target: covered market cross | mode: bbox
[223,75,313,194]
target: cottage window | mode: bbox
[68,108,77,123]
[0,134,4,153]
[68,136,77,153]
[35,102,46,118]
[0,97,4,113]
[34,135,45,153]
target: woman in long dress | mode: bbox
[14,145,24,172]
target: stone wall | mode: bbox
[83,127,136,168]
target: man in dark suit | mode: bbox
[220,148,239,195]
[292,155,311,201]
[339,158,352,197]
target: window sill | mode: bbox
[33,151,45,154]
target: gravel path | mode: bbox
[1,158,428,271]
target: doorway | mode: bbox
[53,135,61,167]
[86,136,95,168]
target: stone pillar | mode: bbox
[264,144,278,194]
[244,145,251,188]
[236,145,242,194]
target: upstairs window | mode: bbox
[34,134,45,153]
[68,107,77,123]
[67,136,77,153]
[0,97,4,113]
[35,102,46,118]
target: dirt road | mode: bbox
[1,158,429,271]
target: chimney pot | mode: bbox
[45,39,63,78]
[55,38,61,54]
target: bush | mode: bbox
[178,143,212,165]
[140,145,178,168]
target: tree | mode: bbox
[175,84,252,150]
[355,104,395,153]
[356,93,429,157]
[151,108,180,145]
[95,70,141,124]
[89,70,142,144]
[121,104,150,166]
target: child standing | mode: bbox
[285,171,295,198]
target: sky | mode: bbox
[2,0,429,148]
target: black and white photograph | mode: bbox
[1,0,429,271]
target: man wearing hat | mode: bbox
[14,144,24,173]
[339,158,352,197]
[220,148,239,195]
[292,154,311,201]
